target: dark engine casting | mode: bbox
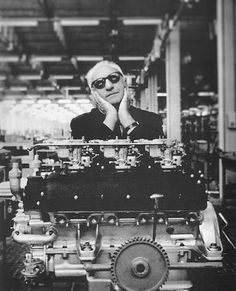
[11,138,223,291]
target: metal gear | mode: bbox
[111,237,169,291]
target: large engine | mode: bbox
[11,138,223,290]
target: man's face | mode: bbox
[90,65,125,105]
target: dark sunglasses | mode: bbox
[91,72,123,89]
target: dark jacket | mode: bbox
[70,106,163,140]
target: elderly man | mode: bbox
[70,60,163,140]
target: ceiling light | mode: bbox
[27,92,42,99]
[0,55,20,62]
[157,93,167,97]
[63,86,81,91]
[197,92,215,97]
[18,74,42,80]
[31,55,62,62]
[50,75,74,80]
[36,85,55,91]
[60,18,100,26]
[9,86,28,91]
[119,56,145,61]
[0,18,38,27]
[122,18,162,26]
[76,56,103,62]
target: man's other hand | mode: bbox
[118,88,135,128]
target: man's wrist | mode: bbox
[103,113,117,130]
[125,121,140,135]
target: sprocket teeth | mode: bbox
[110,236,170,290]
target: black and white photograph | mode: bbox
[0,0,235,290]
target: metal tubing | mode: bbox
[55,269,87,277]
[54,262,110,277]
[170,262,223,269]
[12,230,57,244]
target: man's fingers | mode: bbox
[123,88,128,100]
[92,90,102,101]
[93,93,106,108]
[92,89,117,116]
[119,88,130,110]
[93,91,109,106]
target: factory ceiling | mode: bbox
[0,0,216,104]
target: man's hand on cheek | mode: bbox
[91,91,116,115]
[118,89,135,128]
[92,90,118,130]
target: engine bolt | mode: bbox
[208,243,221,251]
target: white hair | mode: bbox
[86,60,124,88]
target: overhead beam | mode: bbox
[0,16,167,28]
[122,18,162,26]
[143,0,186,71]
[0,18,38,26]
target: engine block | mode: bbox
[11,138,223,290]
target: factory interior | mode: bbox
[0,0,235,290]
